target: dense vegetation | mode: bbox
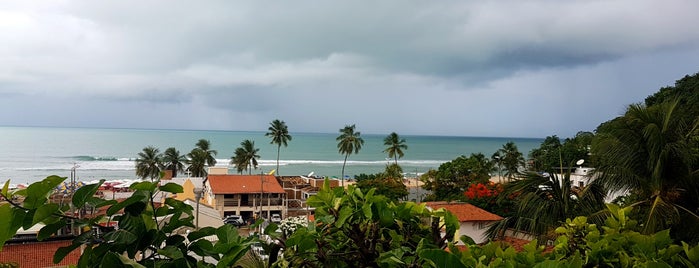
[2,176,698,267]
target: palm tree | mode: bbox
[337,124,364,188]
[135,146,162,181]
[486,165,606,242]
[231,139,260,175]
[186,148,208,177]
[491,151,503,183]
[498,141,525,180]
[196,139,218,167]
[591,100,699,236]
[162,147,186,178]
[265,119,292,176]
[383,132,407,165]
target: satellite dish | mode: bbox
[576,159,585,166]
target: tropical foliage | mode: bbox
[355,164,409,201]
[265,119,292,176]
[2,176,699,267]
[383,132,408,164]
[591,100,699,242]
[436,204,699,268]
[462,182,515,218]
[195,139,218,167]
[162,147,186,178]
[336,124,364,187]
[496,141,525,180]
[186,148,208,177]
[528,132,593,172]
[644,72,699,124]
[0,175,256,267]
[421,153,492,201]
[231,139,260,174]
[485,169,606,243]
[135,146,162,181]
[274,180,460,267]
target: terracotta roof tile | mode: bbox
[208,175,285,194]
[425,202,503,222]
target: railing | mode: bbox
[222,198,284,207]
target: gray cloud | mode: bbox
[0,1,698,138]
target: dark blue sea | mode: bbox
[0,126,543,184]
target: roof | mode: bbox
[207,175,285,194]
[425,202,503,222]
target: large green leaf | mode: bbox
[53,242,81,264]
[1,180,9,198]
[72,179,104,209]
[130,181,158,192]
[0,204,17,249]
[24,175,65,209]
[104,229,139,245]
[158,245,185,259]
[32,203,59,225]
[335,206,353,228]
[187,227,216,241]
[38,219,67,241]
[159,182,184,194]
[107,194,147,215]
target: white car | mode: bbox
[270,213,282,223]
[223,215,245,226]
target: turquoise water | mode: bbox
[0,126,543,184]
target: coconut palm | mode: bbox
[265,119,292,176]
[196,139,218,167]
[186,148,208,177]
[383,132,407,165]
[591,100,699,236]
[231,139,260,175]
[162,147,186,178]
[135,146,162,181]
[498,141,525,180]
[337,124,364,187]
[486,166,606,242]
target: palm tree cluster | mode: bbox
[231,139,260,174]
[136,121,411,189]
[134,139,217,180]
[591,100,699,240]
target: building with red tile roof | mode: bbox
[207,175,286,194]
[425,202,503,244]
[203,175,287,223]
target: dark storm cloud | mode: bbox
[1,1,698,137]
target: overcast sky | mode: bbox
[1,1,698,138]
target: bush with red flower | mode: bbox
[463,182,515,217]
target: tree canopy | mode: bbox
[421,153,492,201]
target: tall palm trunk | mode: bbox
[341,154,348,188]
[276,144,281,176]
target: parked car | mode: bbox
[270,213,282,223]
[223,215,245,226]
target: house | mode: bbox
[203,174,287,223]
[425,202,503,244]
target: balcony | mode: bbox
[222,198,284,207]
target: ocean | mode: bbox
[0,126,543,184]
